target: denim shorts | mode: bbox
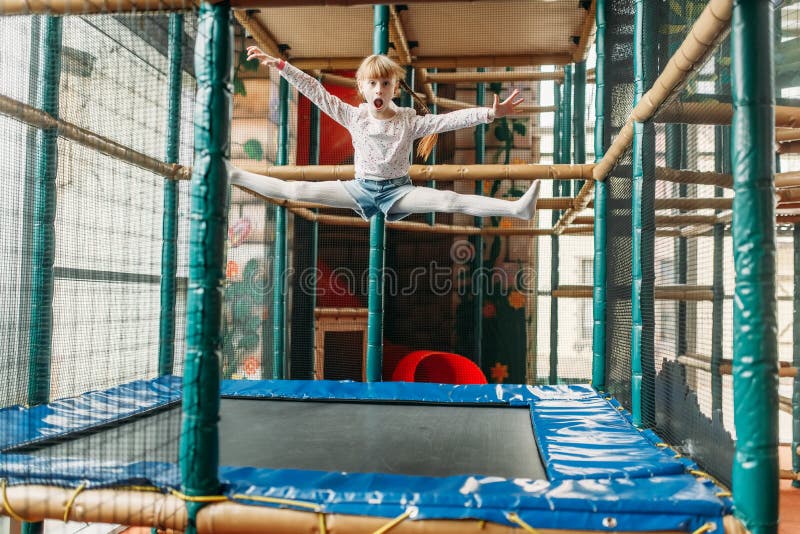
[340,175,416,222]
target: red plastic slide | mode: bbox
[391,350,487,385]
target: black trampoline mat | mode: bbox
[12,398,545,479]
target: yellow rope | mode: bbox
[372,509,414,534]
[169,488,227,503]
[507,512,541,533]
[318,512,327,534]
[689,469,731,494]
[63,481,87,522]
[0,479,28,523]
[230,493,322,511]
[716,491,732,498]
[691,522,715,534]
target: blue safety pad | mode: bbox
[0,377,731,532]
[0,375,181,450]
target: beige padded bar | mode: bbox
[552,180,595,234]
[592,0,733,182]
[237,163,595,182]
[552,285,714,301]
[0,483,747,534]
[431,95,556,114]
[572,1,597,63]
[389,5,413,65]
[0,93,189,180]
[656,167,733,188]
[655,198,733,210]
[290,54,573,71]
[778,140,800,154]
[656,101,800,128]
[0,0,193,15]
[776,128,800,143]
[420,70,565,84]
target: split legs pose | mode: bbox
[226,162,541,220]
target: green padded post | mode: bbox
[179,3,230,531]
[550,82,561,385]
[592,0,607,391]
[366,4,390,382]
[731,1,778,532]
[631,0,657,428]
[271,76,289,379]
[794,223,800,488]
[573,60,586,191]
[27,16,62,408]
[158,13,184,377]
[23,16,62,534]
[472,69,485,369]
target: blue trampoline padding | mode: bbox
[0,378,732,531]
[0,375,181,450]
[221,379,688,480]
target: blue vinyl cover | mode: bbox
[0,378,731,531]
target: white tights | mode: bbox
[227,162,540,220]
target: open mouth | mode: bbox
[373,98,384,110]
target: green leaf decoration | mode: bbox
[495,124,510,142]
[490,179,501,197]
[233,76,246,96]
[242,56,261,72]
[489,82,503,95]
[512,120,526,137]
[508,187,525,197]
[243,139,264,161]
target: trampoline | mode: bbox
[0,377,733,533]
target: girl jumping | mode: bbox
[227,48,541,222]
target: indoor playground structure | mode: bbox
[0,0,799,533]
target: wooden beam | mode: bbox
[553,285,714,301]
[656,101,800,128]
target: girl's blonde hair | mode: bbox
[355,54,438,161]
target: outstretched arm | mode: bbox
[246,46,357,128]
[410,89,525,138]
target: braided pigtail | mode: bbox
[398,78,437,161]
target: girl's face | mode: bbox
[359,76,398,114]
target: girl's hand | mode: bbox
[246,46,282,69]
[492,89,524,118]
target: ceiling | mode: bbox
[238,1,594,70]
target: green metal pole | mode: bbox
[472,69,485,369]
[712,41,730,417]
[631,0,657,428]
[573,60,586,192]
[23,15,62,534]
[27,15,62,408]
[271,76,289,379]
[180,2,230,531]
[550,83,562,385]
[591,0,607,391]
[560,65,572,199]
[366,4,390,382]
[426,70,437,227]
[158,14,184,377]
[309,88,321,373]
[731,2,778,532]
